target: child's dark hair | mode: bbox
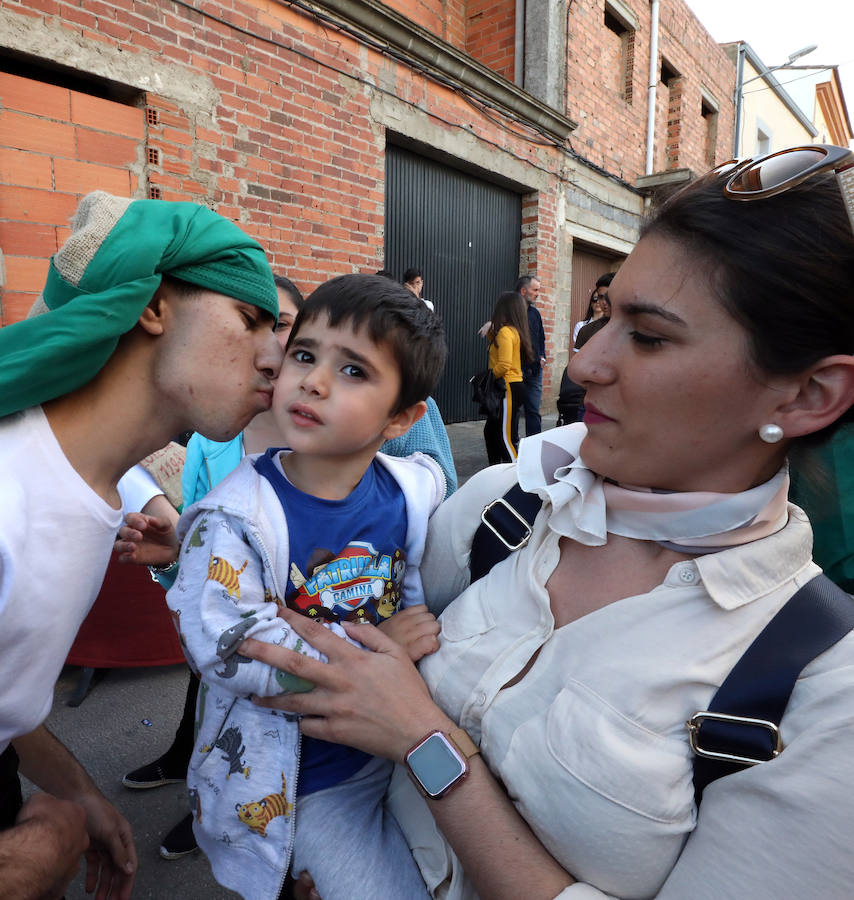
[291,274,447,413]
[490,291,534,365]
[643,170,854,447]
[402,267,422,284]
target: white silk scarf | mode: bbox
[516,424,789,554]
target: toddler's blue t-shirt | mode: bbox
[254,448,408,795]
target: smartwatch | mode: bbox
[405,728,480,799]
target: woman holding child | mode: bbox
[248,145,854,899]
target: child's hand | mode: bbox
[114,512,180,567]
[376,605,440,661]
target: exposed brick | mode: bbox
[0,72,70,120]
[75,129,139,166]
[0,148,53,189]
[0,110,76,156]
[0,185,79,224]
[69,92,145,139]
[0,220,58,257]
[0,292,39,327]
[3,255,50,293]
[53,158,132,195]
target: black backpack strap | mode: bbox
[469,483,543,583]
[689,573,854,804]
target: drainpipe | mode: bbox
[644,0,660,174]
[732,42,746,157]
[514,0,525,87]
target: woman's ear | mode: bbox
[774,355,854,438]
[382,400,427,442]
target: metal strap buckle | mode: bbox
[686,710,783,767]
[480,498,533,551]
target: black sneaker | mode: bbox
[121,756,186,789]
[159,813,198,860]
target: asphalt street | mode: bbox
[28,413,557,900]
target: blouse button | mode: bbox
[476,691,487,706]
[679,566,697,584]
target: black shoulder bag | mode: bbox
[470,483,854,804]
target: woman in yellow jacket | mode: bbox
[484,290,535,464]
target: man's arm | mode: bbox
[0,792,88,900]
[13,726,136,900]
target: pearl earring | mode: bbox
[759,424,784,444]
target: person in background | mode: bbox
[403,266,435,311]
[0,190,283,900]
[517,275,546,436]
[483,290,533,464]
[572,273,614,349]
[574,295,610,350]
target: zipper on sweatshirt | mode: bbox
[252,523,302,900]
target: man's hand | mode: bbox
[0,793,89,900]
[376,604,440,661]
[74,791,136,900]
[114,511,179,567]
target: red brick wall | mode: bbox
[566,0,734,181]
[466,0,516,81]
[380,0,467,48]
[0,0,563,393]
[0,72,142,324]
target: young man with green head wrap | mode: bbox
[0,191,283,899]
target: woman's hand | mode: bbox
[114,512,179,567]
[241,607,454,763]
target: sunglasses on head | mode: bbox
[708,144,854,233]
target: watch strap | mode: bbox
[447,727,480,760]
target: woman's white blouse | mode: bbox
[409,462,854,899]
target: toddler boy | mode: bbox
[166,274,447,900]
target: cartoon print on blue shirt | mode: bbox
[285,542,406,625]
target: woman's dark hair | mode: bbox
[274,274,304,308]
[642,171,854,446]
[490,290,534,365]
[583,272,616,321]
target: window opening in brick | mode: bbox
[604,3,635,105]
[149,185,162,200]
[660,59,680,86]
[146,108,160,126]
[0,47,142,105]
[663,60,683,170]
[147,146,160,165]
[604,7,626,36]
[701,98,719,167]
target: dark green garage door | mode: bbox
[385,144,522,423]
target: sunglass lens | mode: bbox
[729,148,827,193]
[708,159,743,178]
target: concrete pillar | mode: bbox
[523,0,568,112]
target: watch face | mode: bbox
[407,733,466,797]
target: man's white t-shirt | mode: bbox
[0,407,123,752]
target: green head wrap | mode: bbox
[0,191,278,418]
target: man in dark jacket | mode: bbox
[518,275,546,436]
